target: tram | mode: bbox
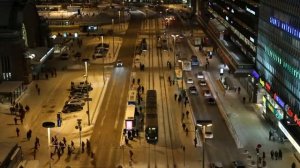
[145,90,158,143]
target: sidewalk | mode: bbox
[188,37,299,167]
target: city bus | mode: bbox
[127,90,137,105]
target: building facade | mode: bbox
[0,0,50,84]
[256,0,300,153]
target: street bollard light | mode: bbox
[42,122,55,168]
[75,119,82,152]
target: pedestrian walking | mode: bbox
[184,100,187,107]
[237,87,241,94]
[35,84,38,89]
[182,123,186,130]
[185,127,189,136]
[194,138,197,147]
[35,137,40,147]
[262,151,265,159]
[82,141,85,153]
[57,150,61,160]
[186,111,189,118]
[86,139,91,154]
[25,105,30,112]
[14,117,18,125]
[278,149,282,160]
[172,80,175,85]
[16,127,20,137]
[67,145,72,156]
[270,150,274,160]
[63,137,67,146]
[20,117,23,124]
[129,150,133,160]
[71,140,75,150]
[181,112,185,121]
[269,130,273,140]
[242,97,246,104]
[174,93,178,101]
[291,162,296,168]
[37,88,40,95]
[50,152,54,160]
[274,150,278,160]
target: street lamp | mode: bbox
[112,19,114,58]
[42,122,55,168]
[75,119,82,152]
[196,120,213,168]
[171,34,179,68]
[118,10,121,31]
[100,35,105,83]
[84,61,91,126]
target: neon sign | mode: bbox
[273,93,285,109]
[265,82,271,92]
[270,17,300,40]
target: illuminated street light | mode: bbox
[171,34,179,68]
[75,119,83,152]
[84,62,91,126]
[112,19,114,58]
[42,121,55,168]
[196,120,213,168]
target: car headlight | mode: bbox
[155,137,157,140]
[147,137,149,140]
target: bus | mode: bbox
[128,90,137,105]
[0,143,22,168]
[145,90,158,143]
[124,105,136,130]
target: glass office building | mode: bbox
[256,0,300,153]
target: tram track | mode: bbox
[156,17,177,168]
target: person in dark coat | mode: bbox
[278,149,282,160]
[274,150,278,160]
[270,150,274,160]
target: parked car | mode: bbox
[210,162,223,168]
[67,99,85,106]
[186,78,194,84]
[199,79,207,86]
[116,60,123,67]
[96,43,109,50]
[189,86,198,95]
[60,53,69,60]
[62,104,83,113]
[94,48,108,58]
[196,71,204,79]
[206,97,216,105]
[232,160,246,168]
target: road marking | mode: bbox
[100,77,116,126]
[114,78,126,130]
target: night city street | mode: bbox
[0,0,299,168]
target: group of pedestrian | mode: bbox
[124,129,139,145]
[270,149,282,160]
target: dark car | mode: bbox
[206,97,216,105]
[60,53,69,60]
[62,104,83,113]
[189,86,198,95]
[96,43,109,49]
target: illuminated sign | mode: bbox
[246,6,256,15]
[287,107,294,117]
[273,93,285,108]
[251,70,259,79]
[270,17,300,40]
[250,37,254,43]
[265,82,271,92]
[125,120,133,130]
[225,16,229,21]
[267,102,274,112]
[294,115,300,127]
[259,78,265,86]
